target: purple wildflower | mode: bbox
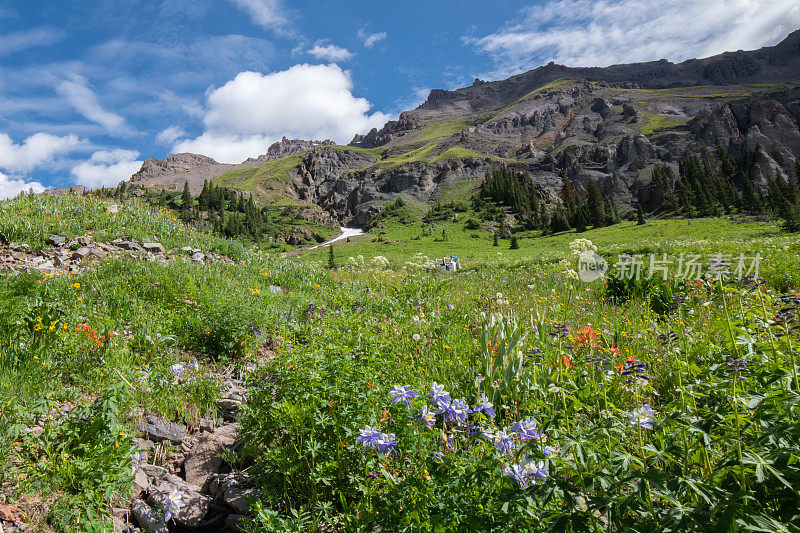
[429,382,451,408]
[376,432,399,455]
[419,405,436,429]
[503,456,549,489]
[628,404,656,430]
[510,417,541,440]
[389,384,419,408]
[493,429,515,454]
[475,397,496,418]
[502,464,529,488]
[432,451,444,463]
[355,425,383,449]
[449,398,472,423]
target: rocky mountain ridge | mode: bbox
[124,29,800,225]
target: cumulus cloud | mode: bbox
[357,28,387,49]
[0,132,82,172]
[0,27,65,56]
[156,125,187,145]
[175,64,392,163]
[71,149,143,188]
[56,75,131,136]
[469,0,800,76]
[308,43,353,62]
[0,171,45,200]
[227,0,293,36]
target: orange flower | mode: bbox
[574,325,599,349]
[380,410,389,421]
[560,355,572,368]
[367,380,377,389]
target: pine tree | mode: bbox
[493,233,499,246]
[327,244,336,269]
[574,209,587,232]
[586,178,605,227]
[637,205,646,225]
[509,235,519,249]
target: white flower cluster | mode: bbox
[370,255,390,268]
[569,238,597,255]
[403,253,439,272]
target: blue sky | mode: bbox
[0,0,798,197]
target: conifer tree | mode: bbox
[327,244,336,269]
[586,178,605,227]
[637,205,646,225]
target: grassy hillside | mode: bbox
[1,192,799,531]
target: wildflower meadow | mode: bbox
[0,193,799,531]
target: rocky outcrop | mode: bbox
[247,136,334,162]
[114,29,800,225]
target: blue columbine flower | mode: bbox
[419,405,436,429]
[504,456,549,489]
[389,384,419,408]
[628,404,656,430]
[356,425,383,449]
[448,398,472,423]
[429,382,451,408]
[376,432,399,455]
[493,429,515,454]
[502,463,529,488]
[476,397,496,418]
[510,417,541,440]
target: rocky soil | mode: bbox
[0,377,257,533]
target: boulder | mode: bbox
[142,242,165,254]
[131,499,167,533]
[147,477,210,529]
[106,204,120,214]
[72,247,91,260]
[117,241,143,251]
[138,414,186,444]
[184,434,225,490]
[46,234,66,246]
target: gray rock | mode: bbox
[134,469,149,493]
[148,478,210,529]
[184,434,224,491]
[223,486,260,516]
[106,204,120,214]
[216,398,242,411]
[72,247,91,260]
[191,252,205,262]
[138,414,186,444]
[46,234,65,246]
[118,241,143,251]
[213,424,239,446]
[131,499,167,533]
[142,242,165,254]
[225,513,246,532]
[199,418,215,433]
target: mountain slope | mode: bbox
[125,29,800,225]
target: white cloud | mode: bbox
[0,132,82,172]
[156,125,187,145]
[470,0,800,76]
[0,27,65,56]
[71,149,143,188]
[0,171,45,200]
[357,28,387,49]
[175,64,392,163]
[56,75,131,136]
[308,43,353,62]
[227,0,293,36]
